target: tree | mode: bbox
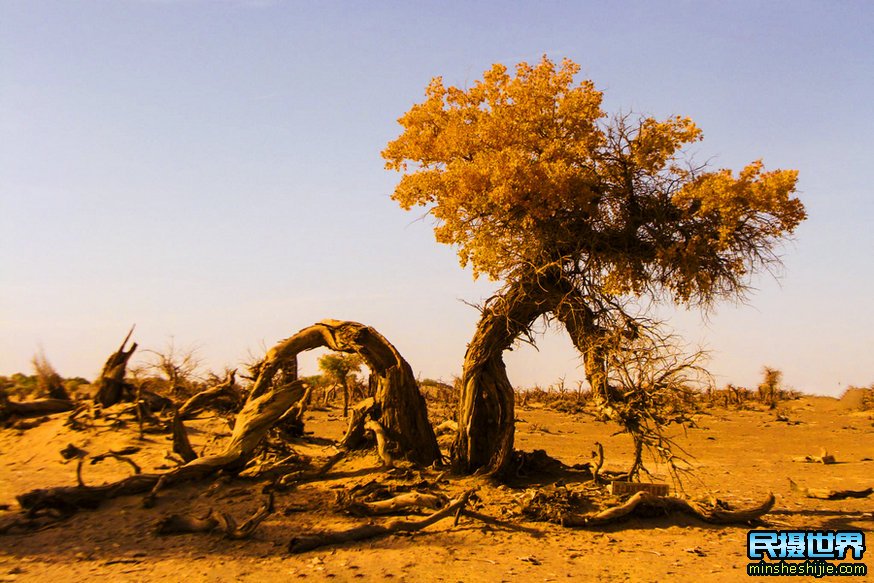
[318,352,363,417]
[383,57,806,476]
[249,320,440,466]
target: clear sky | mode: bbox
[2,0,872,396]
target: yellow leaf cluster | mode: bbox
[382,57,805,305]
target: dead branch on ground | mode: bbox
[177,370,238,419]
[156,493,274,539]
[562,491,775,526]
[288,490,474,553]
[788,479,873,500]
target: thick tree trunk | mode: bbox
[250,320,439,466]
[452,278,556,477]
[94,327,138,407]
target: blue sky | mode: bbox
[1,0,872,395]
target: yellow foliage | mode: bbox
[383,56,806,305]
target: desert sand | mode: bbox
[0,394,871,582]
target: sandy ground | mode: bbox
[0,396,872,582]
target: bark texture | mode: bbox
[452,277,557,477]
[251,320,439,466]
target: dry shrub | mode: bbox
[516,379,592,415]
[700,367,800,410]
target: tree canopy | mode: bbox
[383,57,806,306]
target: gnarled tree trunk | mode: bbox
[452,277,557,477]
[250,320,440,466]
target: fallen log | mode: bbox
[288,490,473,553]
[345,492,445,516]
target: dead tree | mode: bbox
[94,327,138,407]
[17,379,306,514]
[0,391,74,424]
[14,320,437,515]
[249,320,440,466]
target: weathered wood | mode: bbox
[288,490,473,553]
[94,327,138,407]
[346,492,445,516]
[789,479,873,500]
[454,278,556,477]
[0,397,75,423]
[17,381,306,514]
[177,370,238,419]
[339,398,375,450]
[156,494,274,539]
[365,419,393,468]
[171,412,198,463]
[560,491,776,527]
[255,321,439,465]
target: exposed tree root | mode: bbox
[288,490,474,553]
[88,452,142,476]
[789,479,874,500]
[155,493,274,539]
[559,491,776,527]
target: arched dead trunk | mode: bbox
[251,320,440,466]
[452,279,556,477]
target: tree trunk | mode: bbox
[94,327,138,407]
[551,288,624,417]
[249,320,440,466]
[452,278,556,477]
